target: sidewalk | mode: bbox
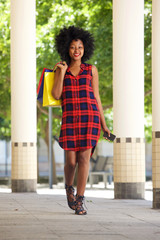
[0,183,159,240]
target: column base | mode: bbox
[12,179,37,192]
[114,182,145,199]
[153,188,160,209]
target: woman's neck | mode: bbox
[70,60,82,68]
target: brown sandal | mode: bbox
[75,194,87,215]
[65,184,76,210]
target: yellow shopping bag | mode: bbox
[43,70,62,107]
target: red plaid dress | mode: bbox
[59,63,101,153]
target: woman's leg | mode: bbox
[64,150,77,186]
[64,150,77,210]
[77,148,92,196]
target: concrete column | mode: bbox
[113,0,145,199]
[11,0,37,192]
[152,0,160,209]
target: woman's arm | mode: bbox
[52,61,68,100]
[92,65,111,136]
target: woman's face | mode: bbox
[69,39,84,62]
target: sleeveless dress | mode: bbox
[59,63,101,154]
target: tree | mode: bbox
[144,0,152,142]
[0,0,11,141]
[0,0,152,147]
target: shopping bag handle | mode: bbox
[53,61,66,72]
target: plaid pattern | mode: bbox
[59,63,101,152]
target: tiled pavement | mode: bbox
[0,183,159,240]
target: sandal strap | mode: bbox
[65,184,74,192]
[65,184,76,210]
[75,207,86,214]
[75,194,87,215]
[65,184,75,197]
[76,195,87,207]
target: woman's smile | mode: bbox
[74,53,80,57]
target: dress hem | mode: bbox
[58,141,98,155]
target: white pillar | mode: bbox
[113,0,145,198]
[11,0,37,192]
[152,0,160,209]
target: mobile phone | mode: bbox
[103,132,116,141]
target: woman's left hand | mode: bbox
[103,127,111,141]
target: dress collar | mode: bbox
[67,63,85,73]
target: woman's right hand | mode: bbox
[54,61,68,73]
[52,61,67,99]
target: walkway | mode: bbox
[0,183,159,240]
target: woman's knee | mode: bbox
[65,160,76,169]
[78,151,91,165]
[65,151,77,169]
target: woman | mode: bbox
[52,26,110,215]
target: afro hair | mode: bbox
[55,25,95,65]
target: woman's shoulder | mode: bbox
[83,63,98,77]
[83,63,97,69]
[83,62,92,67]
[83,63,95,71]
